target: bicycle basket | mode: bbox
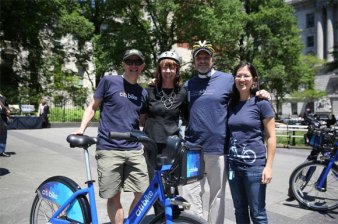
[309,130,323,148]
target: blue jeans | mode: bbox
[228,163,267,224]
[0,119,8,154]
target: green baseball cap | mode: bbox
[123,49,145,61]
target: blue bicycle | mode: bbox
[289,123,338,211]
[30,130,208,223]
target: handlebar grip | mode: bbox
[109,132,134,140]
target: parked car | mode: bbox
[317,114,330,125]
[280,116,304,125]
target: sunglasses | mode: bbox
[124,59,144,66]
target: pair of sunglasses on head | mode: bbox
[124,59,144,66]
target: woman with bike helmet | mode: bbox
[142,50,188,215]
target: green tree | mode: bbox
[82,0,183,79]
[290,55,326,107]
[83,0,244,79]
[0,0,61,103]
[237,0,304,117]
[0,0,94,105]
[1,0,319,119]
[176,0,245,71]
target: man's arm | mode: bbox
[139,113,147,131]
[256,90,271,101]
[75,98,101,135]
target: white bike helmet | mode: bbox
[158,51,180,64]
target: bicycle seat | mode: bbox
[67,134,97,148]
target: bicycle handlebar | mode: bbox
[109,130,157,145]
[305,116,321,128]
[109,132,134,140]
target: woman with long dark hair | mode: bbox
[227,62,276,223]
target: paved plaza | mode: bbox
[0,127,337,223]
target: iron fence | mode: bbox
[49,103,99,122]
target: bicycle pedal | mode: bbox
[170,198,191,210]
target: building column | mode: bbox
[326,6,334,62]
[316,9,324,60]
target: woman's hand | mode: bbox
[261,166,272,184]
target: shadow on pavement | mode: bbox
[0,168,10,176]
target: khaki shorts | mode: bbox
[96,149,149,199]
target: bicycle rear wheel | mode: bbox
[30,176,91,224]
[290,161,338,211]
[141,211,208,224]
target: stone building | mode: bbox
[285,0,338,117]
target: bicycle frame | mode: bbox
[38,147,99,224]
[34,132,204,224]
[48,185,98,224]
[316,143,338,191]
[124,164,176,224]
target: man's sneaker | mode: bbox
[0,152,10,157]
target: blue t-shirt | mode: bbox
[227,97,275,166]
[184,71,234,155]
[94,75,147,150]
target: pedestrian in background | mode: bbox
[327,114,336,127]
[227,62,276,224]
[38,99,50,128]
[75,49,148,224]
[0,93,11,157]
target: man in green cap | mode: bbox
[75,49,148,224]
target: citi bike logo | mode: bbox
[189,167,198,173]
[120,92,138,101]
[136,190,153,216]
[41,188,58,200]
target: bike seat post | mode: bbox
[83,147,93,182]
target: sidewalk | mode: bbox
[0,127,337,224]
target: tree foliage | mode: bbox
[0,0,94,106]
[0,0,321,114]
[237,0,304,116]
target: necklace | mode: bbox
[159,89,176,109]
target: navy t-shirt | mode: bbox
[94,75,147,150]
[184,71,234,155]
[227,97,275,166]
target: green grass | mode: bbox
[276,131,307,147]
[50,107,100,122]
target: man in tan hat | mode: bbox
[75,49,148,224]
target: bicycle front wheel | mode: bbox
[141,211,208,224]
[30,176,91,224]
[290,161,338,211]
